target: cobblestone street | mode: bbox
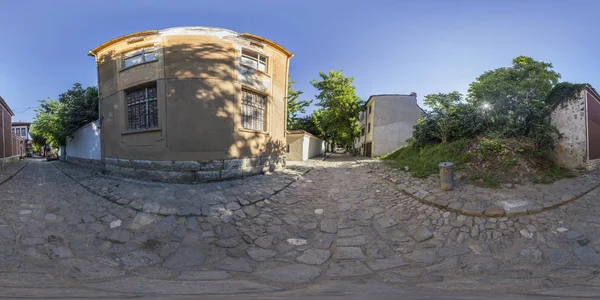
[1,155,600,297]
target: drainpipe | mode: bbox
[284,55,292,136]
[283,54,293,154]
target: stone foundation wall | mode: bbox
[0,156,19,169]
[68,155,286,184]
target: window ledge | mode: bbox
[120,59,158,72]
[239,128,269,135]
[122,127,161,135]
[240,64,270,77]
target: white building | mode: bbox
[358,94,423,157]
[286,130,326,161]
[11,122,30,140]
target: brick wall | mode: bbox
[0,104,14,159]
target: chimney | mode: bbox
[410,92,417,97]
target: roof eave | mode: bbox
[88,30,159,57]
[0,96,14,116]
[240,33,293,58]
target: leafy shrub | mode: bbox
[478,138,505,154]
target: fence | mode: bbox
[65,120,101,161]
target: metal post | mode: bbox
[439,162,455,191]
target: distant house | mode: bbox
[358,93,423,157]
[0,96,24,167]
[286,130,326,161]
[551,84,600,170]
[12,122,32,155]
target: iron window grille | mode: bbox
[126,85,158,131]
[123,47,157,68]
[242,89,266,131]
[240,49,267,72]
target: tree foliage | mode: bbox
[412,56,561,151]
[411,92,485,147]
[30,83,99,147]
[286,75,312,130]
[310,70,363,146]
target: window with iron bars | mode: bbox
[126,85,158,131]
[241,89,266,131]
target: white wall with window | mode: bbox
[11,126,29,139]
[240,49,268,72]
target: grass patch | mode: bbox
[470,174,501,188]
[382,139,470,178]
[533,166,575,184]
[383,137,574,186]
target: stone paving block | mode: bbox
[410,227,433,242]
[527,204,544,215]
[504,206,528,217]
[337,235,367,247]
[162,246,206,269]
[484,206,505,217]
[320,219,338,233]
[375,216,398,229]
[311,232,335,249]
[178,270,232,280]
[447,202,463,211]
[256,264,321,283]
[247,248,277,262]
[366,257,408,271]
[337,247,365,259]
[296,249,331,265]
[60,258,125,280]
[327,261,373,278]
[460,205,484,217]
[213,257,253,273]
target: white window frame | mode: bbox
[123,47,157,69]
[240,49,268,73]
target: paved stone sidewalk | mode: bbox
[370,160,600,217]
[0,156,600,296]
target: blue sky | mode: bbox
[1,0,599,122]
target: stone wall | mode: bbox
[68,156,285,184]
[550,90,600,171]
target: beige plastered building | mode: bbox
[87,26,293,183]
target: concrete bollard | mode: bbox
[439,162,454,191]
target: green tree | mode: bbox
[286,75,312,130]
[467,56,560,148]
[30,99,64,148]
[412,92,484,146]
[58,83,99,138]
[30,83,99,147]
[310,70,363,148]
[423,92,462,144]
